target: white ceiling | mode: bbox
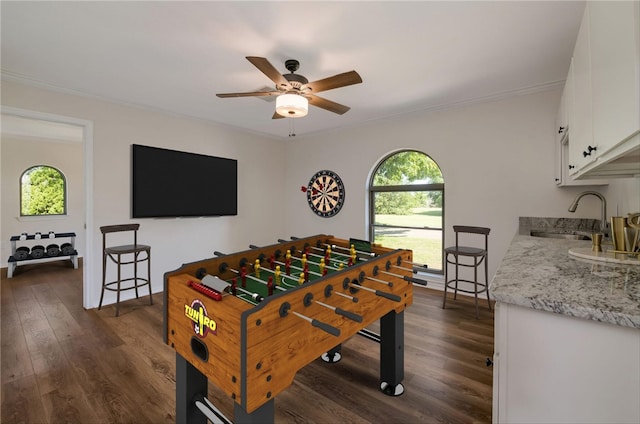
[1,1,585,139]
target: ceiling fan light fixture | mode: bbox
[275,93,308,118]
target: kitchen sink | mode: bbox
[530,230,592,240]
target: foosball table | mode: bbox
[163,234,426,424]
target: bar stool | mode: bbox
[442,225,491,319]
[99,224,152,316]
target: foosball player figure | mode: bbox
[274,265,282,286]
[269,254,276,270]
[319,258,327,276]
[298,272,305,285]
[254,259,261,278]
[325,246,332,265]
[230,278,237,295]
[301,253,307,268]
[303,263,309,281]
[339,262,345,271]
[267,276,274,296]
[241,266,247,287]
[286,250,292,275]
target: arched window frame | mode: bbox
[368,150,445,273]
[20,165,68,217]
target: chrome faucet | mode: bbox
[568,191,608,235]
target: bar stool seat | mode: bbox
[442,225,491,318]
[99,224,152,316]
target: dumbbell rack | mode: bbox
[7,232,78,278]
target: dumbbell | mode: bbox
[61,243,75,256]
[47,244,60,257]
[31,245,45,259]
[14,246,30,261]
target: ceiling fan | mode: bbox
[216,56,362,119]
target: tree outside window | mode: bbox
[370,151,444,272]
[21,165,66,216]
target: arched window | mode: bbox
[369,151,444,273]
[20,165,67,216]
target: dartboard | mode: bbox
[305,170,345,218]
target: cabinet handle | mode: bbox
[558,126,565,134]
[568,165,575,170]
[583,145,597,157]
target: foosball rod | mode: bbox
[327,243,376,258]
[213,252,285,295]
[277,239,351,266]
[363,275,393,287]
[247,244,328,278]
[202,272,264,304]
[313,299,363,323]
[272,259,324,278]
[348,282,402,302]
[287,251,345,273]
[252,264,300,287]
[228,266,287,293]
[283,237,370,262]
[380,260,429,286]
[280,302,340,337]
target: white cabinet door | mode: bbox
[590,1,640,156]
[554,92,565,185]
[494,302,640,424]
[569,5,594,174]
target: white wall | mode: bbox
[2,80,638,308]
[282,89,640,280]
[1,80,286,308]
[1,135,85,258]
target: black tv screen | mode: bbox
[131,144,237,218]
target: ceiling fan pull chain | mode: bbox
[289,118,296,137]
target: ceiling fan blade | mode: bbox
[216,91,279,98]
[303,71,362,94]
[307,94,351,115]
[246,56,291,90]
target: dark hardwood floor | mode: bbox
[1,261,494,423]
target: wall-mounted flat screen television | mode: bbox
[131,144,237,218]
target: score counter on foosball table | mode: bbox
[163,234,427,424]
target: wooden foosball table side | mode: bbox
[164,235,414,423]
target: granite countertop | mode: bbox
[490,218,640,329]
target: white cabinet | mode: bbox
[590,1,639,155]
[569,6,594,174]
[494,302,640,424]
[568,1,640,179]
[554,60,607,186]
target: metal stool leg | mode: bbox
[147,249,153,305]
[473,256,479,319]
[99,252,107,310]
[442,252,449,309]
[485,254,492,311]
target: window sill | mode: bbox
[16,215,69,222]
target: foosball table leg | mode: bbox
[234,398,275,424]
[176,353,208,424]
[379,310,405,396]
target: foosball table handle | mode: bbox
[403,275,428,286]
[334,307,363,323]
[311,319,341,337]
[375,290,402,302]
